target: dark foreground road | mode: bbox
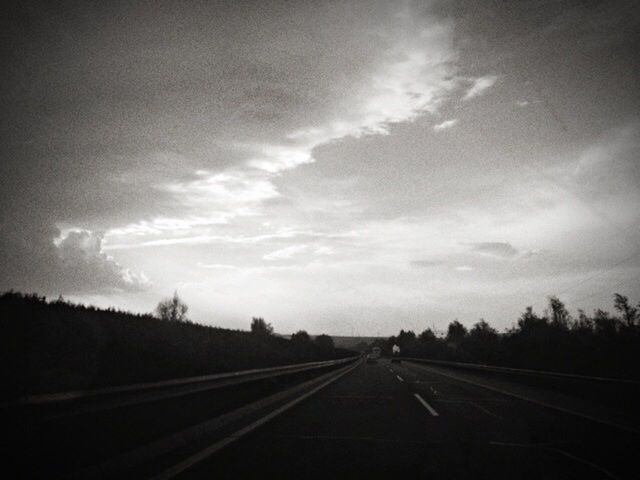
[182,359,639,480]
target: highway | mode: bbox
[6,356,639,479]
[181,359,639,480]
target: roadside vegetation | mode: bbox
[377,294,640,380]
[0,291,350,398]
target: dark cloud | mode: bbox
[0,0,454,296]
[57,230,149,292]
[0,224,149,294]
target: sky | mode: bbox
[1,0,639,335]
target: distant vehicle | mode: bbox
[367,346,381,364]
[391,344,401,363]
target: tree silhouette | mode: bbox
[419,328,436,342]
[383,293,640,378]
[315,334,335,352]
[397,329,417,351]
[446,320,467,344]
[290,330,311,344]
[548,296,570,329]
[593,309,617,335]
[614,294,638,327]
[464,319,498,363]
[155,291,188,322]
[573,309,594,332]
[251,317,273,337]
[0,291,353,396]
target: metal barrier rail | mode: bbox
[5,356,360,415]
[399,357,640,385]
[78,358,362,479]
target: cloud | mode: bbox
[0,226,149,294]
[558,122,640,229]
[463,75,498,100]
[247,145,314,174]
[55,230,150,292]
[262,243,338,262]
[241,9,457,175]
[163,170,280,216]
[469,242,519,258]
[104,228,353,251]
[263,244,309,261]
[411,259,446,268]
[571,123,640,197]
[196,263,239,270]
[314,246,335,256]
[103,169,283,247]
[521,249,546,258]
[433,119,459,131]
[2,0,639,333]
[93,4,458,253]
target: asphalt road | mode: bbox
[181,359,639,480]
[5,362,350,478]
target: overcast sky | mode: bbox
[1,0,639,335]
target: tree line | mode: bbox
[0,291,348,398]
[154,293,336,353]
[376,294,640,379]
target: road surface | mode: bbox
[181,359,638,480]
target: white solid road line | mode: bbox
[414,393,439,416]
[152,361,359,480]
[396,375,404,382]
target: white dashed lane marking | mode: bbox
[414,393,439,416]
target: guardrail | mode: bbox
[5,355,360,417]
[7,355,362,478]
[398,357,640,384]
[87,357,362,479]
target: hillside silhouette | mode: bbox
[0,291,352,399]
